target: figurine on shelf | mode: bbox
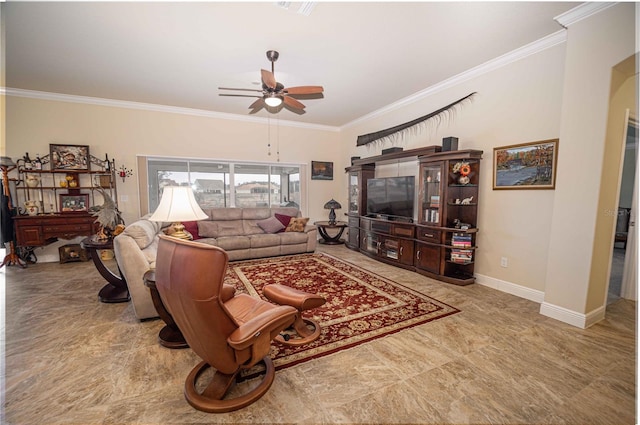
[90,187,124,240]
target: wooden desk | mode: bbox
[81,236,130,303]
[314,221,348,245]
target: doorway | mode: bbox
[608,116,638,304]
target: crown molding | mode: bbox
[0,87,340,133]
[341,29,567,130]
[554,2,617,28]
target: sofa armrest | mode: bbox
[113,234,159,320]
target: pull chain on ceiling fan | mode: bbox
[219,50,324,115]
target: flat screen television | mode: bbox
[366,176,415,221]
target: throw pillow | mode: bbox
[285,217,309,232]
[182,221,201,240]
[256,216,285,234]
[275,213,294,228]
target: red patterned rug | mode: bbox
[225,252,460,370]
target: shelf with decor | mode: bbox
[13,149,119,249]
[415,149,482,285]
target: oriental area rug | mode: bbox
[225,253,460,371]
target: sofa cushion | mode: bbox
[207,208,243,220]
[279,231,310,245]
[198,220,245,238]
[286,217,309,232]
[256,216,285,234]
[215,236,251,251]
[123,219,162,249]
[242,208,272,220]
[250,233,282,248]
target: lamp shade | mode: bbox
[323,199,342,210]
[148,186,208,223]
[0,156,16,168]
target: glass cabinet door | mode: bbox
[419,163,443,225]
[348,171,360,215]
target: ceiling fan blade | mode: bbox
[218,87,263,93]
[249,98,265,110]
[219,94,262,98]
[287,92,324,101]
[261,69,277,90]
[285,86,324,95]
[283,96,306,110]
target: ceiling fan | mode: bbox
[219,50,324,114]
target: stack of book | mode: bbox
[450,233,473,264]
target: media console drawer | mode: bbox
[417,228,441,243]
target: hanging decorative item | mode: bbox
[118,165,133,182]
[356,92,477,147]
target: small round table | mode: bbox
[143,270,188,349]
[81,236,130,303]
[314,221,348,245]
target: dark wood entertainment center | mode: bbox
[345,146,483,285]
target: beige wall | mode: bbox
[543,3,636,326]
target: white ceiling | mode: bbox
[3,1,579,128]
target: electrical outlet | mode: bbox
[501,257,508,268]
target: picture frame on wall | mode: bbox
[50,144,90,171]
[311,161,334,180]
[493,139,559,190]
[60,194,89,213]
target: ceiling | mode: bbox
[3,1,579,128]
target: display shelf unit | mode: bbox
[416,149,482,285]
[13,153,118,249]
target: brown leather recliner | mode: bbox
[155,234,297,413]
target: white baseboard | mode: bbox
[474,273,606,329]
[539,302,605,329]
[474,273,545,303]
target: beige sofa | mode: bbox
[113,207,317,320]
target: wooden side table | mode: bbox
[143,270,188,349]
[314,221,348,245]
[81,236,130,303]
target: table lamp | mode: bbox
[324,199,342,225]
[149,186,208,240]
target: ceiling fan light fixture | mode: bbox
[265,94,283,107]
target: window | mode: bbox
[146,158,304,212]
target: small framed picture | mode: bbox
[60,194,89,213]
[311,161,333,180]
[50,144,90,171]
[493,139,559,190]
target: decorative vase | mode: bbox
[69,180,78,188]
[24,201,39,216]
[25,175,40,188]
[60,180,68,188]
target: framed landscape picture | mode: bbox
[60,194,89,213]
[493,139,559,190]
[311,161,334,180]
[50,144,90,171]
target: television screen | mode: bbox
[366,176,415,220]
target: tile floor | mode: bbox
[1,244,636,424]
